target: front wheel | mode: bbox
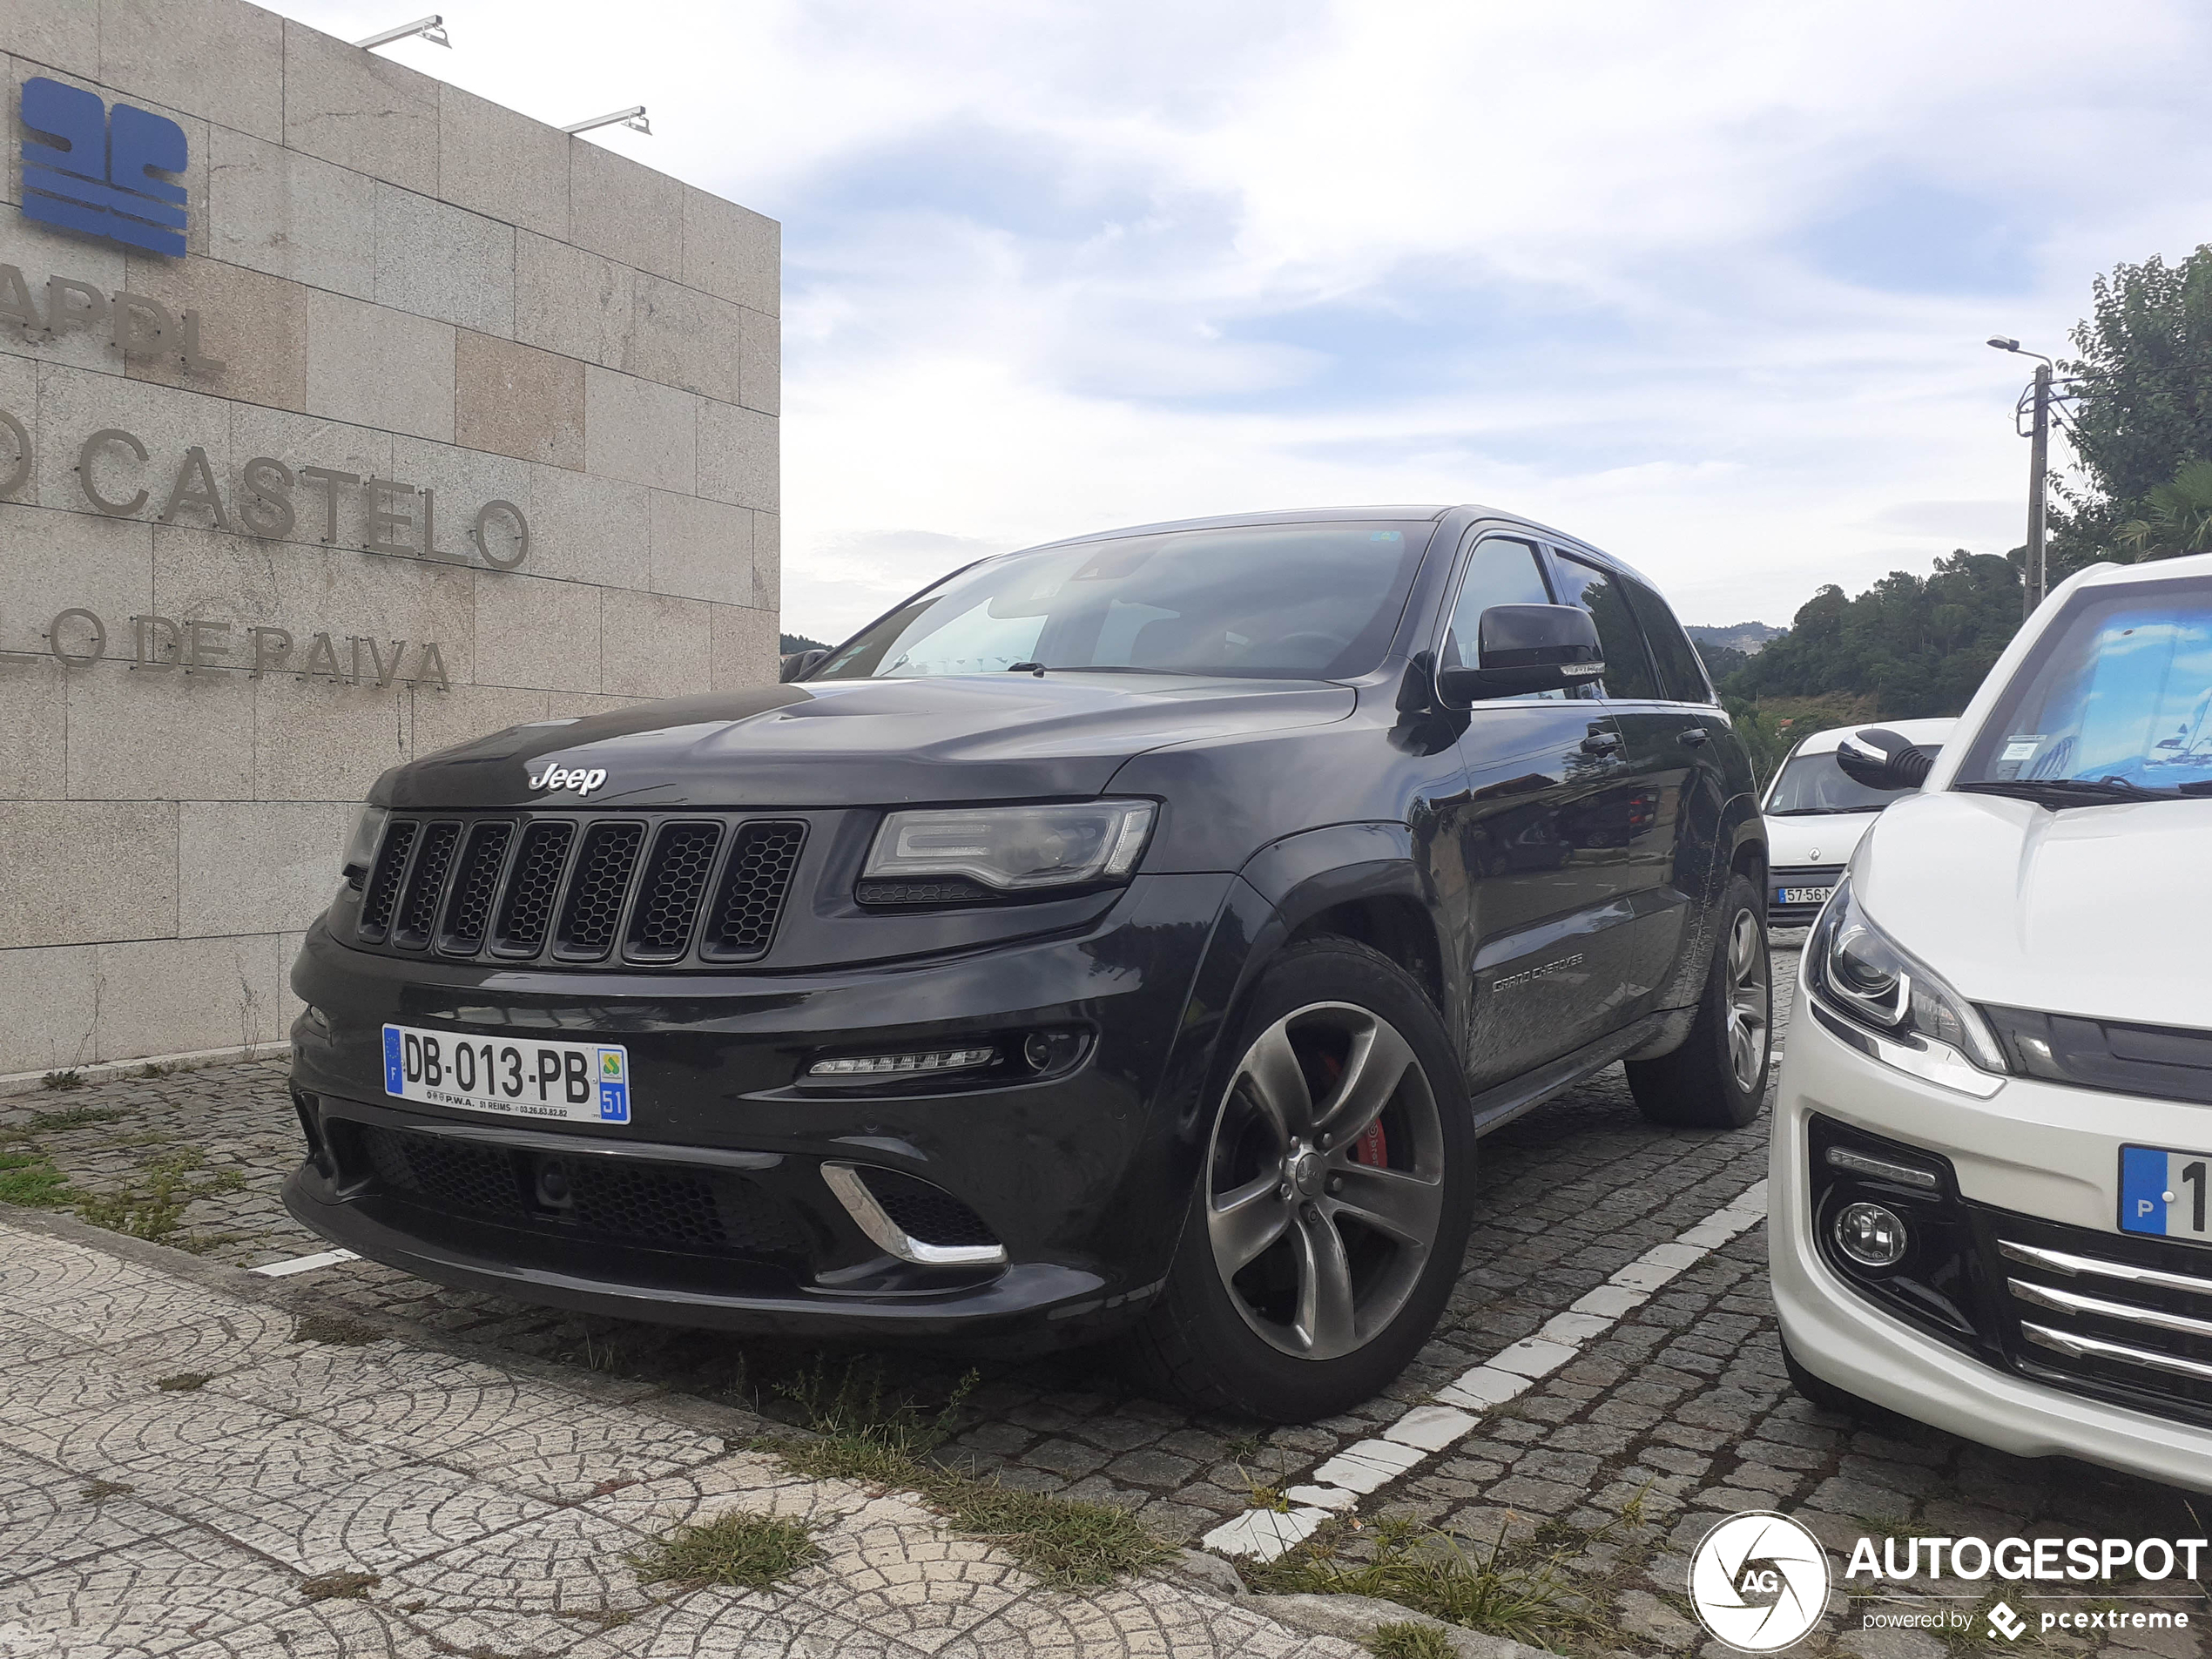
[1130,939,1476,1422]
[1626,874,1771,1129]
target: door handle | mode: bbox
[1678,727,1710,748]
[1580,730,1622,757]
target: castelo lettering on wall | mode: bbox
[0,413,530,570]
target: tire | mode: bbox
[1781,1331,1881,1420]
[1626,873,1771,1130]
[1129,938,1477,1422]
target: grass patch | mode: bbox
[73,1149,245,1243]
[156,1372,212,1392]
[759,1353,1169,1588]
[25,1105,127,1132]
[772,1352,978,1456]
[1368,1622,1456,1659]
[300,1569,381,1602]
[81,1479,134,1501]
[1243,1514,1613,1651]
[937,1479,1171,1587]
[630,1511,821,1592]
[0,1150,76,1208]
[40,1069,84,1090]
[291,1312,382,1347]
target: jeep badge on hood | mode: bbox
[529,764,607,795]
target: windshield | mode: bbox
[1766,750,1939,815]
[1954,576,2212,798]
[813,521,1436,682]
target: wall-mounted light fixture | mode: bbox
[563,106,651,137]
[354,14,450,50]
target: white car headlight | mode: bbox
[339,805,389,891]
[1806,874,2006,1096]
[864,801,1156,893]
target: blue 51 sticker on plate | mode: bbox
[2120,1144,2212,1242]
[382,1023,630,1124]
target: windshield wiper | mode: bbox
[1958,777,2172,807]
[1767,806,1878,817]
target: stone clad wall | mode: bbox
[0,0,779,1076]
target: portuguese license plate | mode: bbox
[2121,1145,2212,1241]
[1777,886,1834,907]
[381,1024,630,1124]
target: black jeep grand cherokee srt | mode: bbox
[285,506,1769,1421]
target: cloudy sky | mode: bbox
[281,0,2212,643]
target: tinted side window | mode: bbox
[1440,537,1572,700]
[1552,554,1660,700]
[1620,576,1713,703]
[1440,537,1554,668]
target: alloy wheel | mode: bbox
[1723,907,1770,1093]
[1204,1001,1445,1360]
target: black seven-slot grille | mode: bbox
[354,812,806,968]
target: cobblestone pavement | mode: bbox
[0,1209,1393,1659]
[8,938,2206,1657]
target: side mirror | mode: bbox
[779,648,829,683]
[1836,727,1933,791]
[1436,604,1603,706]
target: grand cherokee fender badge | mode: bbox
[529,764,607,795]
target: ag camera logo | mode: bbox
[1690,1511,1831,1651]
[529,764,607,796]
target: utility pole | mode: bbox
[1988,338,2056,617]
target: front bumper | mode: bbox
[1771,983,2212,1491]
[286,872,1237,1346]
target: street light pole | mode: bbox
[2025,360,2051,617]
[1987,337,2055,617]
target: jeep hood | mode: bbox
[377,673,1356,810]
[1855,790,2212,1029]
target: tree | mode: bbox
[1720,550,2020,719]
[2115,457,2212,560]
[2050,246,2212,577]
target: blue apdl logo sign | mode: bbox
[19,78,187,257]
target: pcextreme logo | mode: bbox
[528,765,608,796]
[1689,1511,1831,1652]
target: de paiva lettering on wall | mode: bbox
[9,79,528,696]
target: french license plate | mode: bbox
[1777,886,1833,907]
[2121,1144,2212,1241]
[381,1024,630,1124]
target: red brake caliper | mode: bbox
[1316,1051,1389,1166]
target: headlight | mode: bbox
[862,800,1156,895]
[339,805,388,891]
[1806,875,2006,1096]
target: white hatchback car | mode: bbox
[1772,550,2212,1490]
[1760,718,1955,927]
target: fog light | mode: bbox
[808,1047,996,1077]
[1834,1201,1908,1268]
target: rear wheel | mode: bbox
[1626,874,1770,1129]
[1130,940,1475,1422]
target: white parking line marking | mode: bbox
[249,1248,359,1278]
[1202,1177,1769,1560]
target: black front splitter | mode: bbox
[282,1168,1130,1352]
